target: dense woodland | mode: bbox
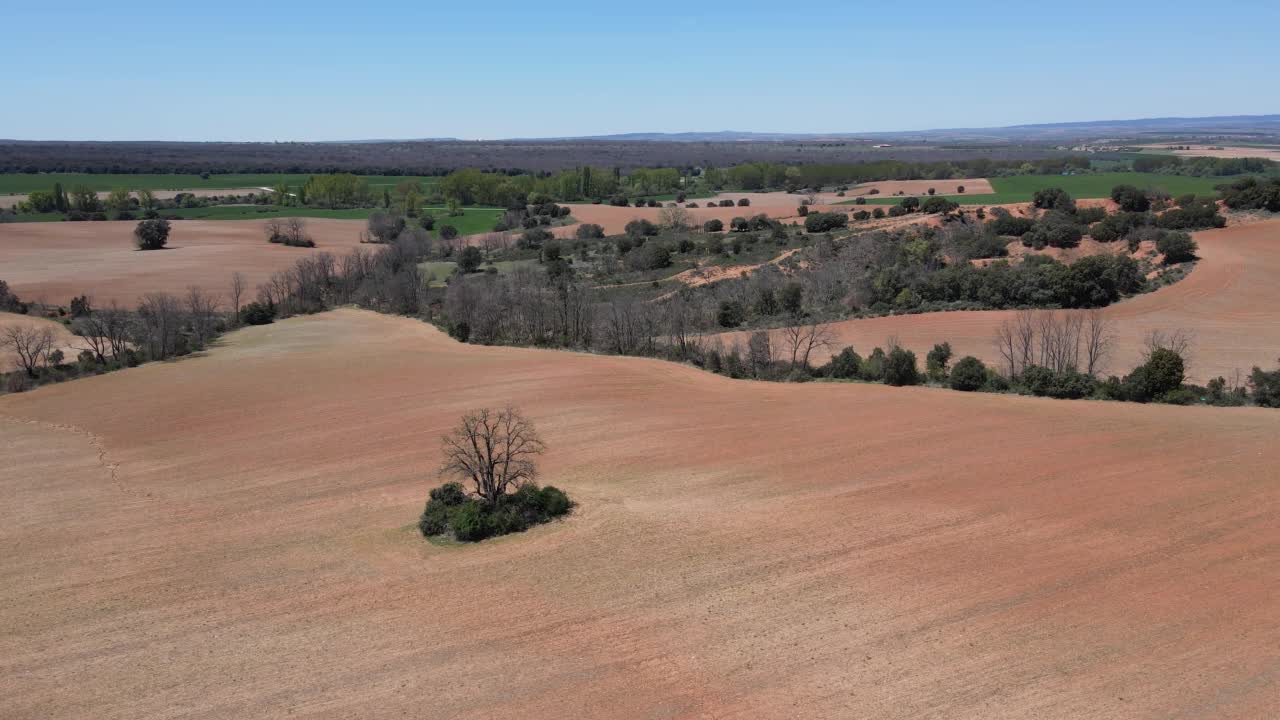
[0,140,1066,175]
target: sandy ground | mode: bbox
[1137,144,1280,161]
[0,312,84,372]
[718,218,1280,383]
[0,188,266,209]
[2,308,1279,719]
[0,219,368,306]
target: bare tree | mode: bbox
[440,407,546,505]
[781,320,834,368]
[1083,310,1114,376]
[993,317,1018,378]
[134,293,185,359]
[1,324,55,377]
[747,330,772,376]
[229,272,246,326]
[658,205,691,231]
[185,286,221,349]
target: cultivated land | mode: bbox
[718,217,1280,384]
[0,219,368,305]
[843,173,1231,206]
[3,308,1279,718]
[1138,143,1280,161]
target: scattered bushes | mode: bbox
[1219,176,1280,212]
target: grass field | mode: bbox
[839,173,1234,206]
[0,173,441,195]
[419,259,538,287]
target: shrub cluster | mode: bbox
[418,482,573,542]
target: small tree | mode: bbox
[458,246,483,273]
[926,342,953,382]
[133,219,171,250]
[440,407,546,505]
[1157,232,1198,264]
[702,218,724,233]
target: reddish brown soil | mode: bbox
[1137,144,1280,161]
[719,218,1280,383]
[3,308,1279,719]
[0,219,368,305]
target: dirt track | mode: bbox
[2,308,1279,718]
[0,219,367,305]
[719,218,1280,383]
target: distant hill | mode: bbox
[510,115,1280,144]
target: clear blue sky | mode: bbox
[4,0,1277,141]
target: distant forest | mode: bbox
[0,140,1067,176]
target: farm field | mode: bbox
[419,258,538,286]
[3,307,1279,718]
[717,217,1280,384]
[0,219,368,305]
[1137,144,1280,161]
[0,173,440,195]
[0,312,83,372]
[841,173,1232,206]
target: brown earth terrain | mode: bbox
[718,218,1280,383]
[0,219,367,306]
[1137,144,1280,161]
[2,308,1279,719]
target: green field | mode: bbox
[419,259,538,287]
[839,173,1234,206]
[0,173,440,195]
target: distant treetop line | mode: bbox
[0,139,1068,176]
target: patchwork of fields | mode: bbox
[842,172,1232,205]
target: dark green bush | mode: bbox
[804,212,848,233]
[1018,365,1096,399]
[419,481,574,543]
[1156,232,1198,264]
[824,347,862,379]
[1111,184,1151,212]
[241,302,275,325]
[883,347,920,386]
[949,356,987,391]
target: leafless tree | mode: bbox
[781,320,834,368]
[658,205,691,231]
[747,330,772,376]
[993,317,1019,378]
[439,407,546,505]
[134,292,185,359]
[1014,310,1036,373]
[185,286,221,349]
[229,272,246,325]
[1083,310,1114,376]
[1,324,54,377]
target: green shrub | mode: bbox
[948,356,986,391]
[1249,363,1280,407]
[1156,232,1198,264]
[702,218,724,232]
[825,347,862,379]
[1018,365,1096,399]
[883,347,920,386]
[804,211,848,233]
[241,302,275,325]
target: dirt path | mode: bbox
[2,308,1279,718]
